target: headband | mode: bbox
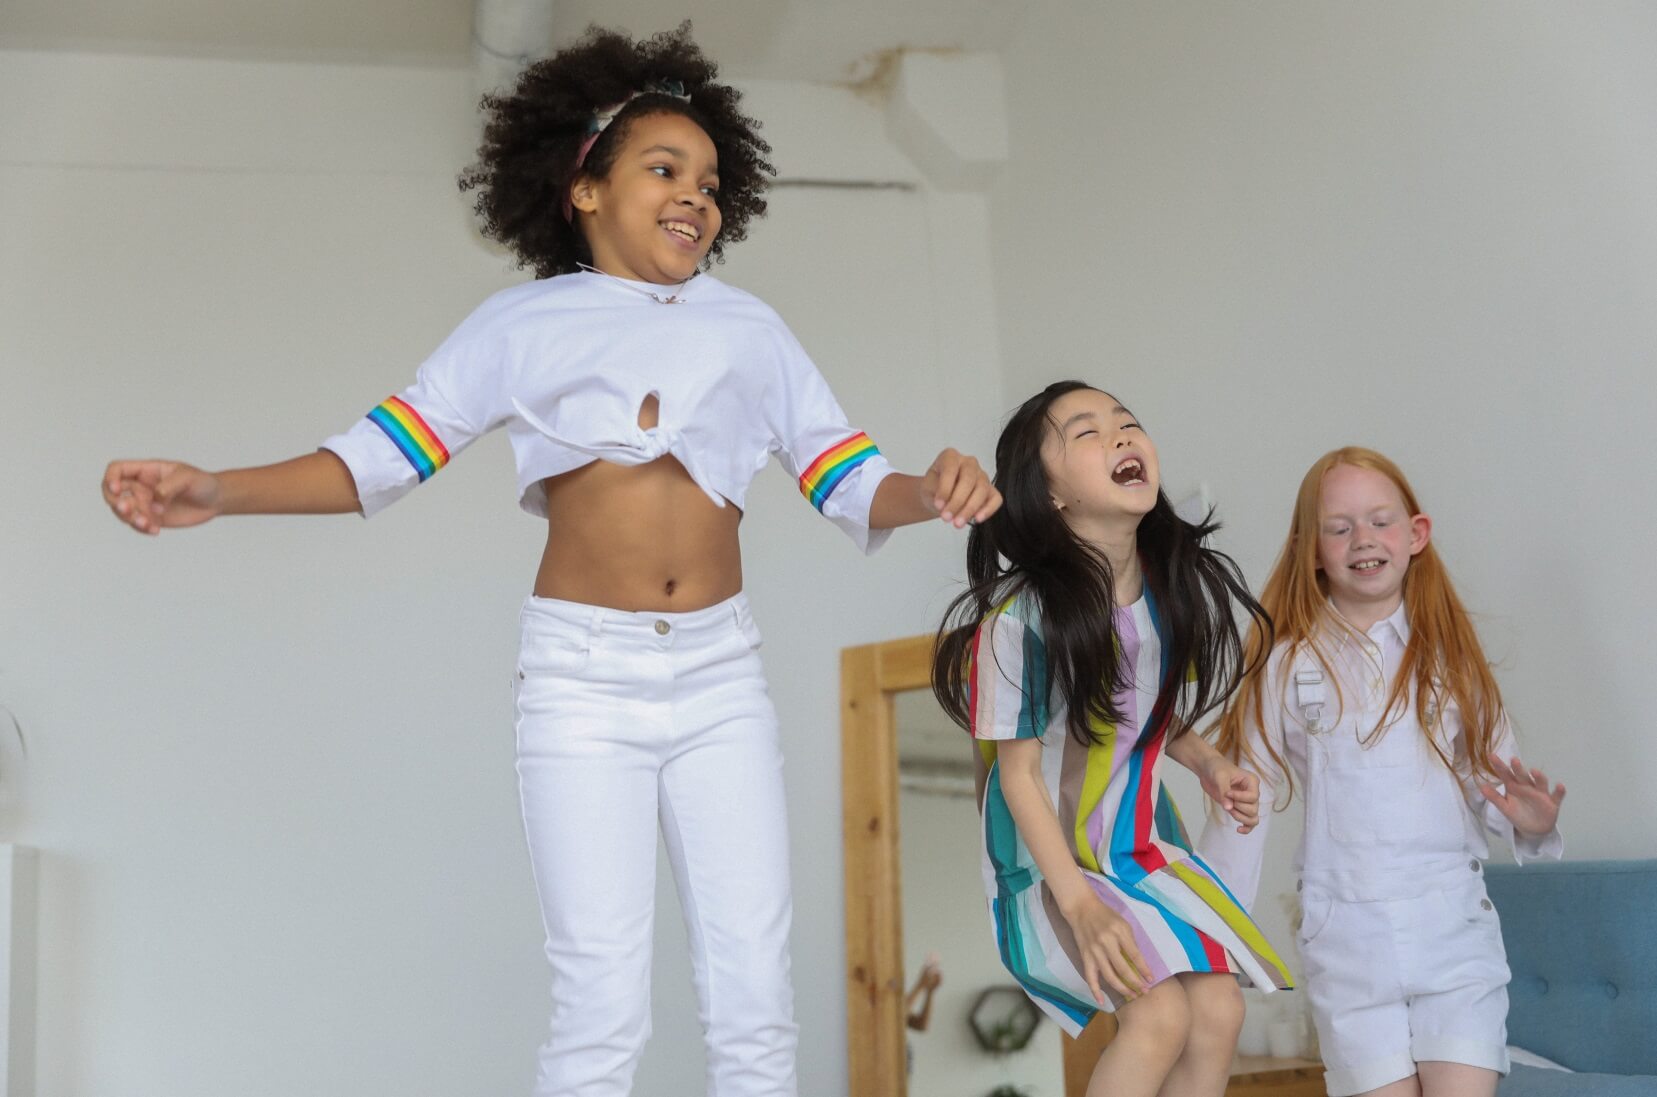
[562,80,693,222]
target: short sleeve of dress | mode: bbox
[764,318,896,554]
[969,609,1049,742]
[320,298,508,518]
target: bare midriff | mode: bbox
[533,455,744,612]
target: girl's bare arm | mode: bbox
[103,451,360,534]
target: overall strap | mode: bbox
[1291,654,1329,733]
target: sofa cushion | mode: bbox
[1498,1063,1657,1096]
[1485,860,1657,1075]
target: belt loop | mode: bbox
[588,606,605,645]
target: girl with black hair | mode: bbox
[934,382,1289,1097]
[101,24,998,1097]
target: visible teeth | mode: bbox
[664,222,698,241]
[1354,560,1382,571]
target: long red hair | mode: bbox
[1216,447,1504,802]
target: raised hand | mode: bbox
[1059,891,1150,1005]
[916,953,942,992]
[920,448,1002,529]
[1478,755,1566,837]
[102,460,222,535]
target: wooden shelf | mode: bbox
[1227,1056,1324,1096]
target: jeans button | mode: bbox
[1480,898,1493,911]
[1471,859,1481,872]
[654,619,671,636]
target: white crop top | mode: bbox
[320,271,896,553]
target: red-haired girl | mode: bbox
[1200,447,1565,1097]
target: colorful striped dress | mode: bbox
[970,590,1292,1034]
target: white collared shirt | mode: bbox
[321,271,895,552]
[1198,603,1563,907]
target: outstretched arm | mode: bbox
[1167,730,1260,834]
[102,451,360,534]
[869,448,1001,530]
[905,955,942,1032]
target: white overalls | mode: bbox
[1197,605,1561,1096]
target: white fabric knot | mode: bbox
[511,397,727,508]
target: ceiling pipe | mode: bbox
[472,0,555,100]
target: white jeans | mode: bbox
[513,593,798,1097]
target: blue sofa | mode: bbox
[1487,859,1657,1095]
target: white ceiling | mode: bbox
[0,0,1024,83]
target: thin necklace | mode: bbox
[578,263,694,304]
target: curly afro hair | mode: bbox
[459,23,775,278]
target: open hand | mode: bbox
[920,449,1001,529]
[102,460,222,535]
[1478,755,1565,838]
[1200,758,1261,834]
[1059,892,1149,1005]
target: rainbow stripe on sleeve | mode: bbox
[367,396,450,481]
[798,431,879,512]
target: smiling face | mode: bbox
[569,110,722,285]
[1316,462,1432,627]
[1040,387,1160,535]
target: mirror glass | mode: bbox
[894,687,1067,1097]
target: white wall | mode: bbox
[0,49,1004,1097]
[15,5,1656,1091]
[989,0,1657,972]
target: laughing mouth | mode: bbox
[1111,457,1146,486]
[1351,559,1385,573]
[662,220,700,243]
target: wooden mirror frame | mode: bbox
[841,634,1115,1097]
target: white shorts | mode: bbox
[1298,863,1511,1096]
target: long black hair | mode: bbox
[933,381,1271,747]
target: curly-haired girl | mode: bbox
[101,24,1000,1097]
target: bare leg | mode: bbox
[1153,973,1243,1097]
[1085,979,1191,1097]
[1416,1061,1499,1097]
[1354,1077,1423,1097]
